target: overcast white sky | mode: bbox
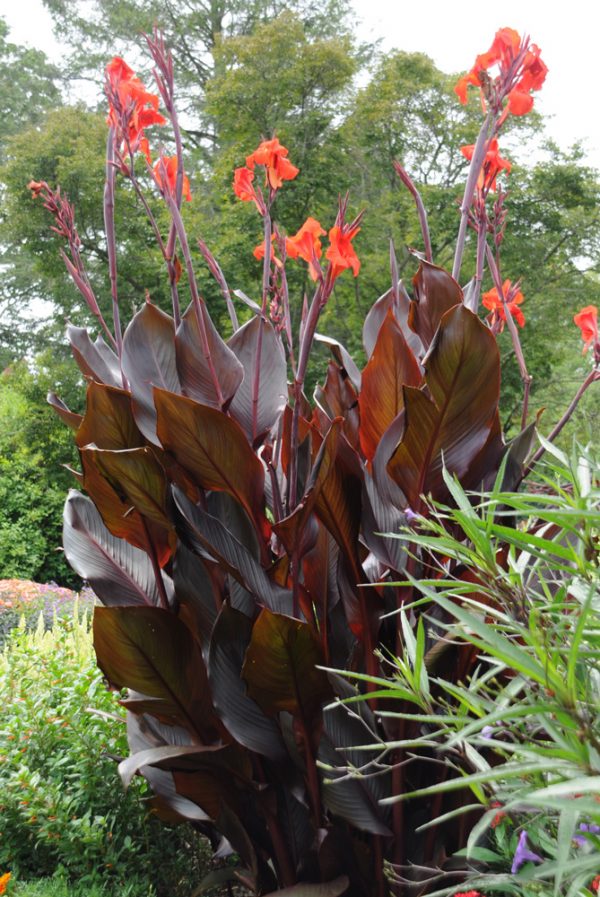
[2,0,599,169]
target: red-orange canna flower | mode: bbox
[482,279,525,328]
[0,872,11,895]
[454,28,547,118]
[591,874,600,892]
[286,217,326,280]
[461,138,511,192]
[246,138,299,191]
[233,166,263,213]
[153,156,192,202]
[325,224,361,281]
[253,235,282,267]
[105,56,166,162]
[573,305,598,354]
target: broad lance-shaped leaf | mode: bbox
[314,332,361,392]
[175,302,243,409]
[76,382,144,450]
[93,605,216,738]
[173,486,292,615]
[242,608,332,735]
[63,490,171,607]
[388,305,500,509]
[208,605,287,761]
[274,420,341,556]
[68,325,122,387]
[227,315,287,445]
[122,302,180,444]
[155,387,269,540]
[79,449,172,567]
[89,446,171,530]
[362,284,422,360]
[313,362,360,452]
[358,309,422,462]
[126,712,210,824]
[408,260,462,347]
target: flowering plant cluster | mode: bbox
[30,25,599,897]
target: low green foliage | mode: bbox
[0,608,211,896]
[0,581,96,649]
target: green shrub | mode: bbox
[0,608,210,896]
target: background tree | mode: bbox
[0,3,598,585]
[0,355,81,585]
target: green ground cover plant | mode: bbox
[0,607,210,896]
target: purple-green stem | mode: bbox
[288,276,328,510]
[485,243,532,428]
[390,239,400,305]
[126,148,182,328]
[149,35,186,328]
[164,192,224,407]
[197,239,239,332]
[251,207,272,443]
[472,212,487,311]
[526,367,599,472]
[393,162,432,263]
[452,110,494,282]
[104,128,123,365]
[60,248,117,349]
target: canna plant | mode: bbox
[34,26,599,897]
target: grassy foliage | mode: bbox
[0,608,210,896]
[335,446,600,895]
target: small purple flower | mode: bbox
[573,823,600,847]
[511,830,543,874]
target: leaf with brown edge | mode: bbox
[358,309,422,463]
[227,315,287,445]
[208,604,288,761]
[93,605,216,739]
[281,403,313,484]
[314,362,360,452]
[313,434,363,579]
[314,332,361,392]
[119,742,251,790]
[155,387,268,540]
[99,448,175,566]
[387,305,500,510]
[67,325,122,387]
[173,486,292,615]
[242,608,332,731]
[63,490,171,607]
[80,449,173,567]
[47,392,82,430]
[273,419,341,557]
[90,446,171,531]
[76,382,144,450]
[362,283,422,360]
[175,302,243,409]
[408,260,462,347]
[122,302,180,444]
